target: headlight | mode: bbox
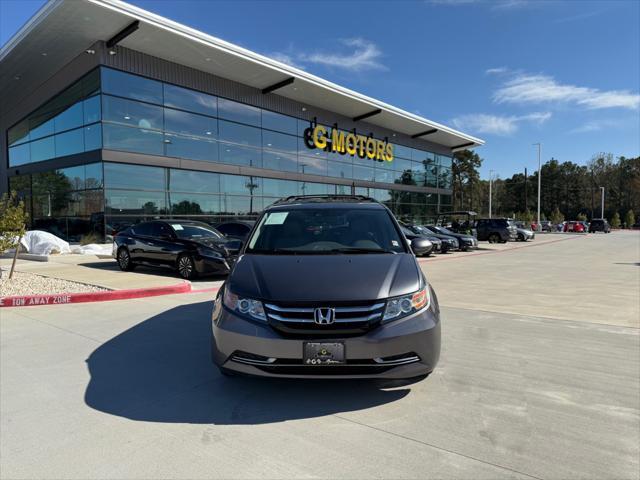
[383,286,430,323]
[223,288,266,322]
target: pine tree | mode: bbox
[624,210,635,229]
[611,212,621,228]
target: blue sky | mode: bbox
[1,0,638,179]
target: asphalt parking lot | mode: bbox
[1,232,638,479]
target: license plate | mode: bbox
[303,342,345,365]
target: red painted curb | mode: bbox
[0,281,191,308]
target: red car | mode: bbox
[564,221,585,233]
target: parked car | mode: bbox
[564,221,585,233]
[516,227,535,241]
[423,225,477,251]
[588,219,610,233]
[213,220,255,241]
[400,225,436,255]
[475,218,517,243]
[540,221,553,232]
[211,194,440,379]
[113,220,240,279]
[405,224,459,252]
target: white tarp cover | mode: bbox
[70,244,112,255]
[20,230,71,255]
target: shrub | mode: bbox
[611,212,621,228]
[0,191,28,254]
[624,210,635,229]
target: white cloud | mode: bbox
[301,38,385,71]
[569,119,620,134]
[451,112,551,136]
[268,52,303,69]
[493,73,640,110]
[486,66,508,75]
[269,38,385,73]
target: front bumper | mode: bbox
[195,254,230,275]
[211,299,441,379]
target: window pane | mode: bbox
[219,143,261,167]
[262,178,297,197]
[29,115,54,141]
[101,68,163,104]
[299,136,326,159]
[84,124,102,151]
[219,195,260,216]
[102,124,164,156]
[102,95,163,131]
[374,168,394,184]
[298,155,327,176]
[394,144,412,160]
[440,194,452,206]
[105,189,167,215]
[163,84,217,116]
[262,129,297,153]
[411,148,427,162]
[9,144,30,166]
[220,175,262,196]
[327,160,353,179]
[438,166,452,189]
[218,120,261,147]
[262,151,298,173]
[83,96,101,125]
[8,120,29,146]
[262,109,297,134]
[104,163,165,190]
[54,102,83,133]
[165,134,218,162]
[438,155,453,168]
[82,69,101,97]
[218,98,260,126]
[58,166,85,190]
[170,193,220,215]
[170,169,220,193]
[85,163,104,189]
[353,164,374,181]
[300,182,328,195]
[55,128,84,157]
[164,108,217,138]
[30,136,55,162]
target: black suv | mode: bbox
[475,218,517,243]
[211,195,441,379]
[588,219,611,233]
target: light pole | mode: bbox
[533,143,541,231]
[488,169,494,219]
[600,187,605,219]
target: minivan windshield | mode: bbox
[246,207,406,254]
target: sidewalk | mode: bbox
[0,255,225,292]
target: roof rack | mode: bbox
[272,194,379,205]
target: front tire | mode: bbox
[177,254,197,280]
[116,247,135,271]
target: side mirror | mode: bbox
[410,238,432,256]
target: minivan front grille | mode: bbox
[263,301,386,337]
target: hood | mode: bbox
[182,237,229,253]
[229,253,422,303]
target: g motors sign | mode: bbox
[304,125,394,162]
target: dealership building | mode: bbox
[0,0,483,242]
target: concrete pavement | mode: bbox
[1,232,638,479]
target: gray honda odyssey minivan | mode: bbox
[211,195,441,379]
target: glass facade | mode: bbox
[8,70,101,166]
[5,67,453,240]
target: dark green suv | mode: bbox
[475,218,517,243]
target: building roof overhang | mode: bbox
[0,0,484,150]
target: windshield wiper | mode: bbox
[329,247,396,254]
